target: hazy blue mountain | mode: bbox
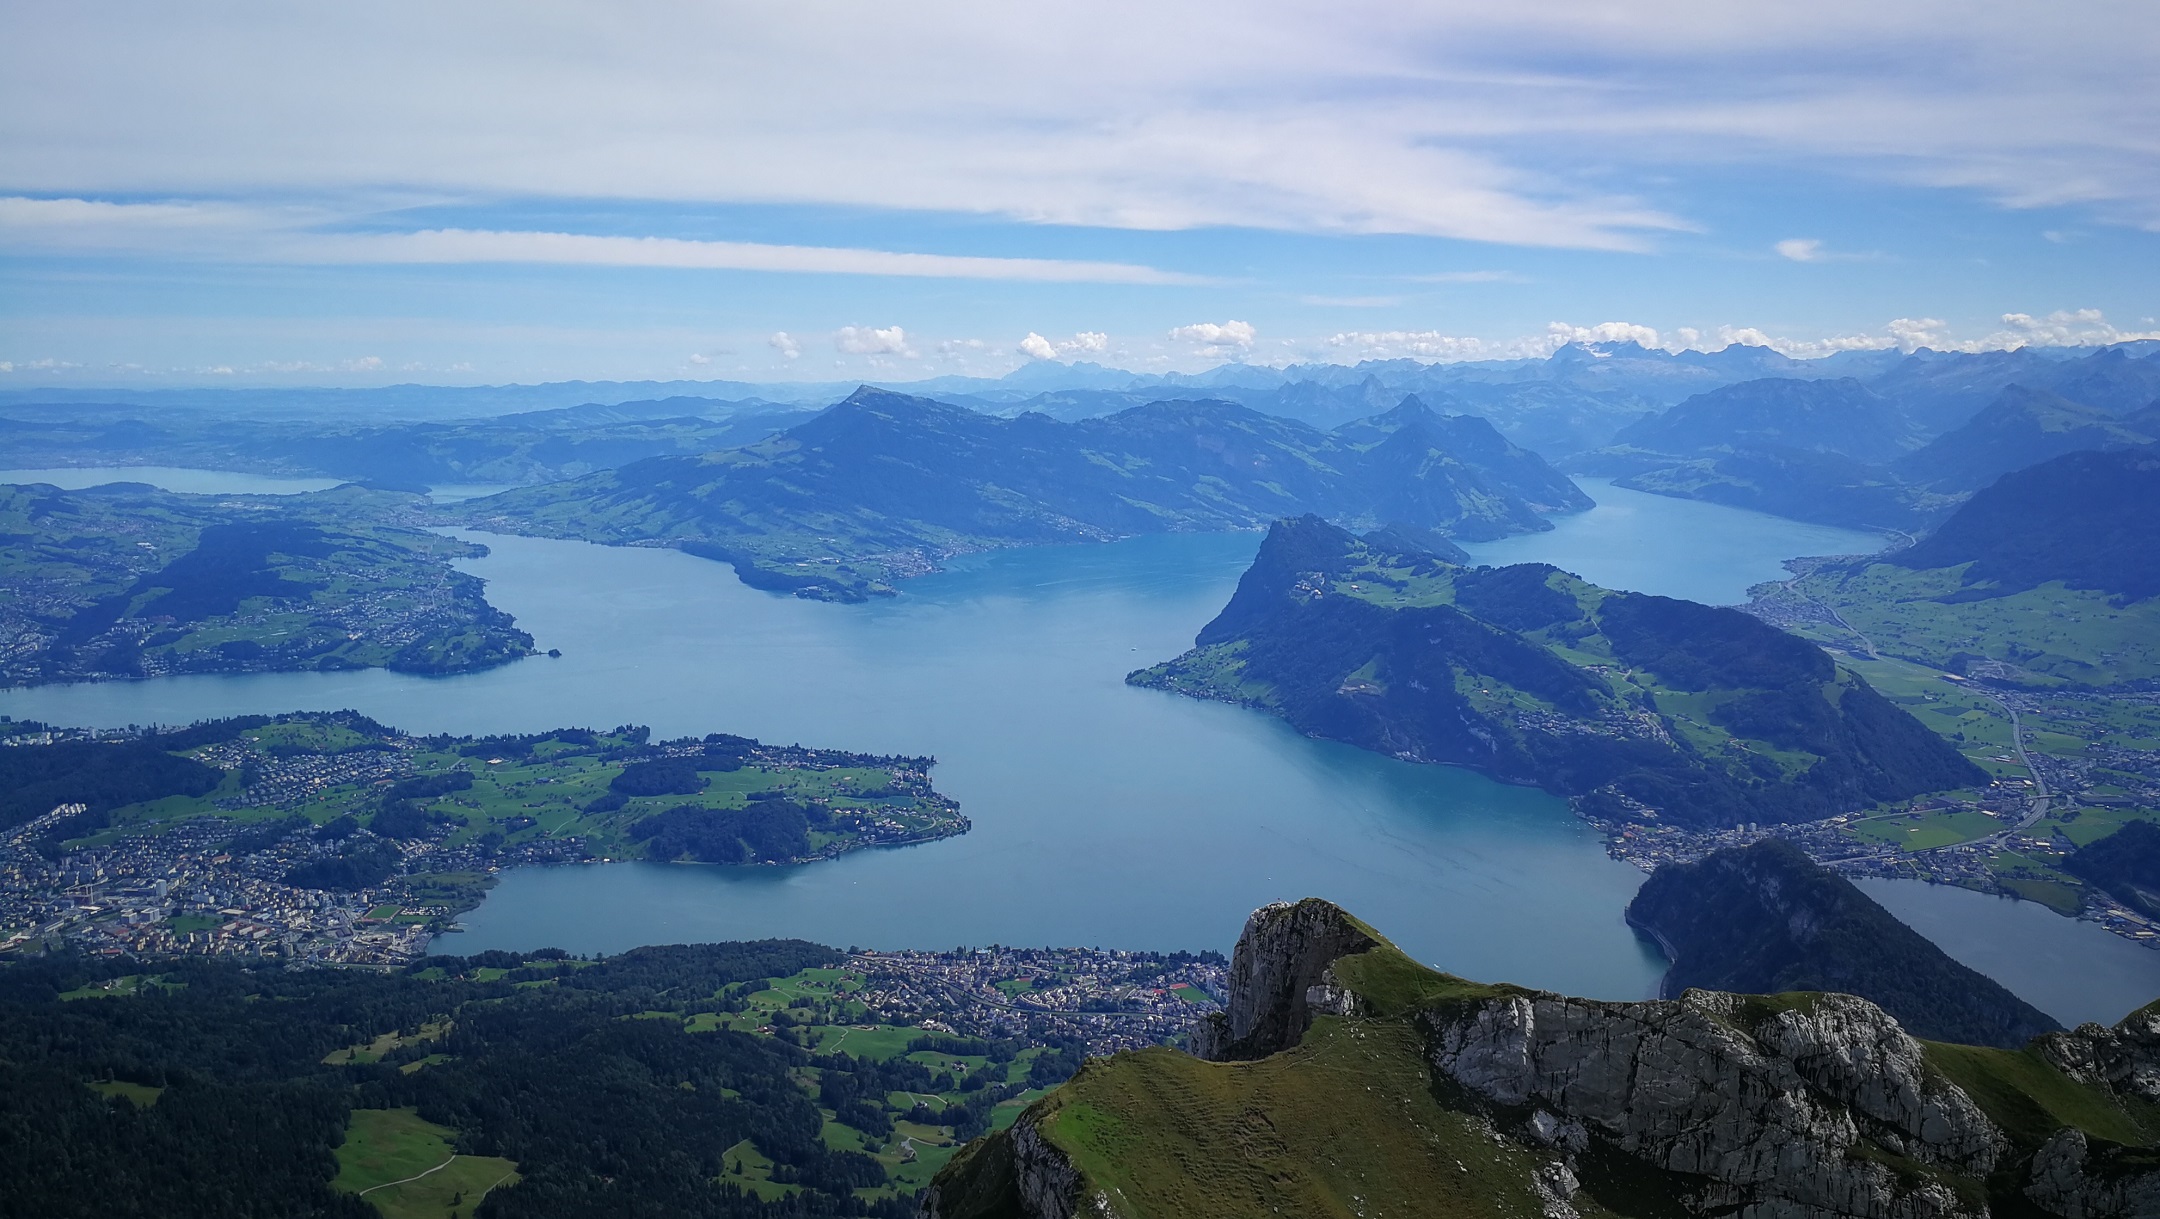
[2065,820,2160,917]
[1607,376,1917,464]
[1892,444,2160,600]
[1895,384,2160,491]
[452,388,1590,600]
[0,399,817,488]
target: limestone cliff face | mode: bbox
[921,900,2160,1219]
[2039,1002,2160,1105]
[1189,897,1377,1062]
[1428,989,1998,1219]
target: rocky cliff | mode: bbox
[923,900,2160,1219]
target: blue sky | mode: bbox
[2,1,2156,385]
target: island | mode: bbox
[0,710,968,963]
[0,481,533,685]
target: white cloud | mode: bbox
[0,198,1202,284]
[1328,309,2160,364]
[833,325,914,358]
[1775,238,1824,262]
[769,332,801,360]
[688,353,711,365]
[1018,330,1112,361]
[1169,320,1256,350]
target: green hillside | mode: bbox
[0,482,533,686]
[928,899,2160,1219]
[1130,516,1981,828]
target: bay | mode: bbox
[0,467,2149,1019]
[1858,879,2158,1028]
[1464,477,1887,605]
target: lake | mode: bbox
[1,471,2151,1023]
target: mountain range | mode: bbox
[449,388,1591,600]
[1572,350,2160,530]
[1129,515,1981,828]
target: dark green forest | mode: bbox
[0,943,985,1219]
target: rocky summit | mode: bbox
[923,899,2160,1219]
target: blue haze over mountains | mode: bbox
[5,341,2158,501]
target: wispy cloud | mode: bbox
[8,4,2158,243]
[0,197,1204,284]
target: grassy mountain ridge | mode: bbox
[1131,515,1981,828]
[927,898,2159,1219]
[450,388,1591,600]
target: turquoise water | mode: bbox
[1462,478,1887,606]
[0,468,2150,1017]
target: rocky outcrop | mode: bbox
[1189,898,1377,1061]
[1428,989,1996,1219]
[2039,1002,2160,1104]
[923,900,2160,1219]
[2026,1128,2160,1219]
[921,1114,1121,1219]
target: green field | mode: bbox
[1849,808,2012,851]
[1784,564,2160,686]
[334,1107,519,1219]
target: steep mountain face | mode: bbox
[1131,516,1981,829]
[1627,840,2059,1046]
[1888,445,2160,601]
[1575,378,1929,530]
[2066,820,2160,918]
[925,899,2160,1219]
[453,388,1590,600]
[1611,377,1917,465]
[1895,385,2160,492]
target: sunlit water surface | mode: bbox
[0,468,2149,1020]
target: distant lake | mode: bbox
[1464,478,1888,606]
[0,477,2149,1022]
[0,466,345,496]
[0,466,518,502]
